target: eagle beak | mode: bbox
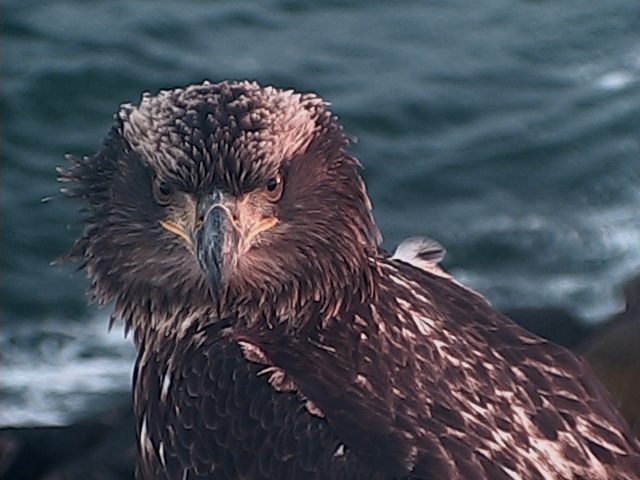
[195,192,240,295]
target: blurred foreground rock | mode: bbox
[578,275,640,436]
[1,275,638,479]
[0,395,135,480]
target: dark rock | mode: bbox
[0,397,134,480]
[579,275,640,436]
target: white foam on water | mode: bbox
[454,195,640,324]
[0,313,135,426]
[581,44,640,91]
[596,70,636,91]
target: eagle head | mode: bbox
[59,80,381,332]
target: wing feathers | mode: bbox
[227,259,640,479]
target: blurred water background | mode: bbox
[3,0,640,427]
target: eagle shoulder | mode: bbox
[232,258,640,479]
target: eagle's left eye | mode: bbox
[263,172,284,203]
[152,178,175,206]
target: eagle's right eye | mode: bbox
[152,178,175,206]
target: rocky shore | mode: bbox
[0,394,134,480]
[2,275,638,480]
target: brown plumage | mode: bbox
[59,80,640,479]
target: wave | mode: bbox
[0,314,135,426]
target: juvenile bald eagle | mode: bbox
[59,80,640,479]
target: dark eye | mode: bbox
[152,178,175,206]
[263,172,284,203]
[266,178,278,191]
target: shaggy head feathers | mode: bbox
[59,80,381,336]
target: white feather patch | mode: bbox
[238,340,269,365]
[160,369,172,402]
[392,236,446,269]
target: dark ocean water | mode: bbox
[3,0,640,426]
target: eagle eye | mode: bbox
[152,178,175,206]
[263,172,284,203]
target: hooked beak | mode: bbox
[195,191,239,296]
[159,189,279,297]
